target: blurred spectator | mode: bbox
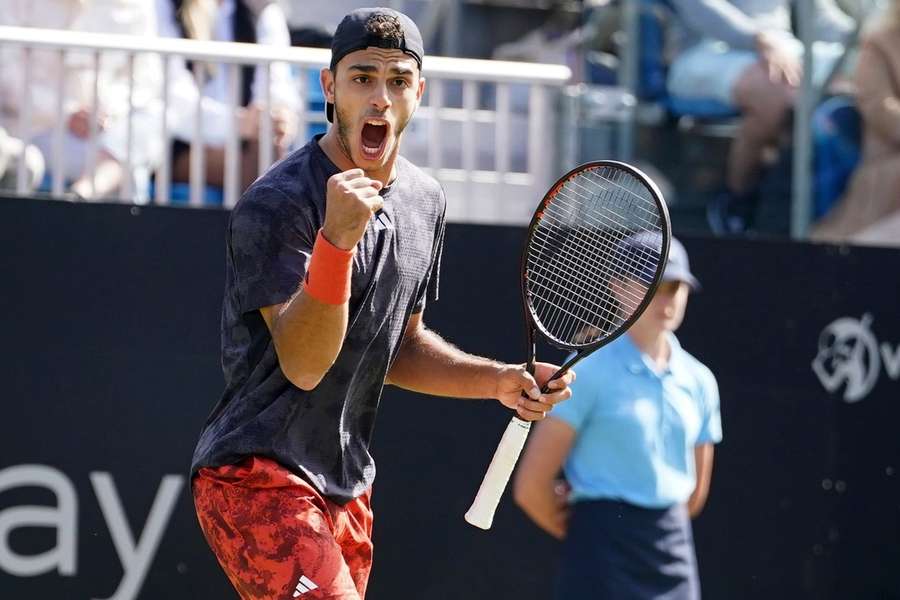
[811,95,861,220]
[0,127,45,193]
[513,237,722,600]
[811,5,900,245]
[0,0,162,200]
[280,0,375,44]
[852,212,900,246]
[492,0,588,77]
[157,0,299,192]
[666,0,854,233]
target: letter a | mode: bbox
[0,465,77,576]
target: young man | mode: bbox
[190,8,574,600]
[514,237,722,600]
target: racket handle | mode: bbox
[465,416,532,530]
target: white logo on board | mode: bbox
[812,314,900,403]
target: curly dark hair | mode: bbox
[364,13,405,43]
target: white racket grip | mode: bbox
[465,417,532,530]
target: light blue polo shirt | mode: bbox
[552,333,722,508]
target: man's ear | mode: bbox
[320,67,335,103]
[416,76,426,102]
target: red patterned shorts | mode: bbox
[192,456,373,599]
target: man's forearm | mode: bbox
[266,291,348,390]
[386,325,505,399]
[386,314,570,421]
[265,225,358,391]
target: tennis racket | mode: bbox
[464,160,671,530]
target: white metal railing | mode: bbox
[0,26,571,224]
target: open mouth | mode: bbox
[360,119,388,161]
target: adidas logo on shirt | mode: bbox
[292,575,319,597]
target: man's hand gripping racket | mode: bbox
[465,161,672,530]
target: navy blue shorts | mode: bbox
[555,499,700,600]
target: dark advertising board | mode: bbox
[1,197,898,599]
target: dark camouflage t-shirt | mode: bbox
[191,136,446,504]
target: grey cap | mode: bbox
[662,237,700,290]
[615,232,700,291]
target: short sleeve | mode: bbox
[696,367,723,444]
[413,205,446,314]
[549,358,598,432]
[229,185,318,314]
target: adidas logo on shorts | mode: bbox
[292,575,319,596]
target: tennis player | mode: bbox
[513,237,722,600]
[189,8,574,600]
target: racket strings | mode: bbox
[581,170,662,219]
[529,224,633,340]
[540,181,658,303]
[533,209,650,306]
[564,176,662,269]
[531,208,659,342]
[530,219,643,303]
[545,174,661,277]
[540,186,657,293]
[528,229,644,325]
[525,165,664,347]
[539,198,654,306]
[529,228,649,344]
[567,175,662,267]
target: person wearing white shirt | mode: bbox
[156,0,299,192]
[0,0,163,200]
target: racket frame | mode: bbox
[521,160,672,388]
[465,160,672,530]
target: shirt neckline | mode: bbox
[616,332,681,377]
[311,134,401,201]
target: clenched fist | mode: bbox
[322,169,384,250]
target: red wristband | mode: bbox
[303,230,355,305]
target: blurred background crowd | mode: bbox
[1,0,898,246]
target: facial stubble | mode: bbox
[332,87,413,167]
